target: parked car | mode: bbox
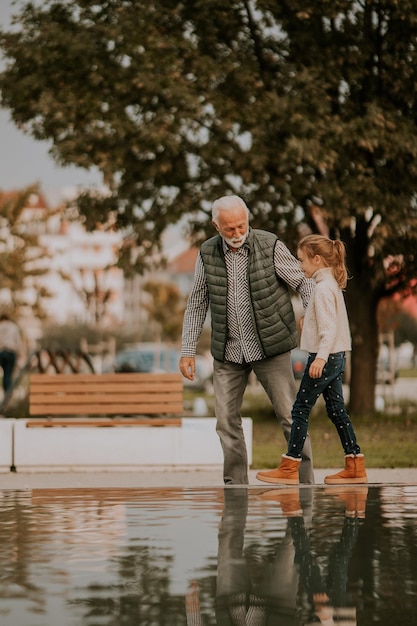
[114,344,307,386]
[114,343,177,374]
[113,343,212,390]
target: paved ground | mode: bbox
[0,467,416,490]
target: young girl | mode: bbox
[256,234,367,485]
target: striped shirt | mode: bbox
[181,235,314,363]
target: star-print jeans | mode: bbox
[287,352,360,459]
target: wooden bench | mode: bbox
[10,371,252,471]
[28,372,183,427]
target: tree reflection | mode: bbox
[0,491,47,608]
[1,487,417,625]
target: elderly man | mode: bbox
[179,195,314,485]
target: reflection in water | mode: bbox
[0,485,416,624]
[215,487,365,625]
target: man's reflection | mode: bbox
[215,488,266,625]
[213,486,367,626]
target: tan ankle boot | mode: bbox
[324,454,368,485]
[258,488,302,516]
[256,455,301,485]
[325,486,369,518]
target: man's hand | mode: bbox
[179,356,195,381]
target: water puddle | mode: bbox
[0,485,416,625]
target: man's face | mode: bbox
[213,206,249,251]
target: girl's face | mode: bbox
[297,248,324,278]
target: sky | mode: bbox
[0,1,102,197]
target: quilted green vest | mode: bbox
[200,228,298,361]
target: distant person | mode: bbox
[179,194,315,485]
[257,235,367,486]
[0,313,23,392]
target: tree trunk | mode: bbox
[345,281,379,415]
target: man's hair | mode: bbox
[211,195,250,223]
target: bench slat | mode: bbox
[29,373,182,383]
[30,392,183,405]
[30,403,184,416]
[28,372,184,419]
[26,417,182,427]
[30,382,182,393]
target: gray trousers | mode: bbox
[213,353,314,485]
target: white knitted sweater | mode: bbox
[300,267,351,362]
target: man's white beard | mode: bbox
[223,230,248,249]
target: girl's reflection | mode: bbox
[212,486,367,626]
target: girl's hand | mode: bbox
[309,357,326,378]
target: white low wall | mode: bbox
[11,417,253,472]
[0,419,13,472]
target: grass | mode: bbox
[251,407,417,469]
[185,382,417,470]
[398,367,417,378]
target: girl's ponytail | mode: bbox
[298,235,348,288]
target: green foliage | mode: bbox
[2,1,417,265]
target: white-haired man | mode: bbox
[179,195,314,485]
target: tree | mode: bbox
[142,280,185,343]
[394,312,417,369]
[0,186,50,318]
[60,267,117,326]
[1,1,417,412]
